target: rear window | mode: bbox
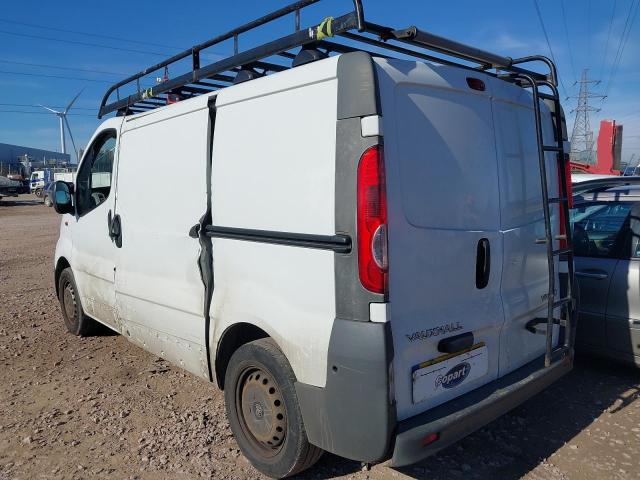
[570,202,632,257]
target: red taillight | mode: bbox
[357,145,388,294]
[558,154,573,249]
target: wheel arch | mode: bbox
[214,322,271,390]
[54,257,71,297]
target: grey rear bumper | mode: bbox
[296,319,572,466]
[390,354,572,466]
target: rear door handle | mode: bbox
[438,332,474,353]
[476,238,490,289]
[575,271,608,280]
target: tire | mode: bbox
[35,188,43,198]
[224,338,323,478]
[57,268,94,336]
[43,196,52,207]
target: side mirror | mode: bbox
[52,181,74,215]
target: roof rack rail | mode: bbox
[572,176,640,195]
[98,0,558,118]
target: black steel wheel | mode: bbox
[236,365,288,456]
[57,268,94,336]
[224,338,323,478]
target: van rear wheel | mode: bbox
[57,268,94,336]
[224,338,323,478]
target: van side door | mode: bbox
[113,105,211,380]
[71,126,121,328]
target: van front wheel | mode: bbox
[57,268,94,336]
[224,338,323,478]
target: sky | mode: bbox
[0,0,638,165]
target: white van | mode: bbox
[51,2,576,477]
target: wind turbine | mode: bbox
[40,89,84,162]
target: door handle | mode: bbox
[575,271,608,280]
[438,332,474,353]
[476,238,490,289]
[108,210,122,248]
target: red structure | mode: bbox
[570,120,623,175]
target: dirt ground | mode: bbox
[0,195,639,480]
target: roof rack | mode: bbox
[573,176,640,195]
[98,0,559,118]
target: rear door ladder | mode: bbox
[515,74,576,368]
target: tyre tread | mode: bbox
[58,268,95,337]
[225,337,323,478]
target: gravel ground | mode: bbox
[1,195,639,480]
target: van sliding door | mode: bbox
[113,105,211,380]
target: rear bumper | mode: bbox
[390,354,572,466]
[296,319,572,466]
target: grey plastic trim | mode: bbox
[334,118,384,321]
[295,319,395,462]
[334,51,384,322]
[336,51,380,120]
[391,355,572,466]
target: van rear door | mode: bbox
[489,79,560,375]
[375,59,504,421]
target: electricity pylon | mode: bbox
[568,69,606,163]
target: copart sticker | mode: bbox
[436,362,470,389]
[412,345,488,404]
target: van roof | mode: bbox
[98,0,560,119]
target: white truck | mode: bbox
[49,1,576,477]
[30,169,76,196]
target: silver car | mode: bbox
[572,178,640,366]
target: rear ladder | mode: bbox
[512,72,576,368]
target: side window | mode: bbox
[627,205,640,259]
[76,130,117,216]
[570,202,632,258]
